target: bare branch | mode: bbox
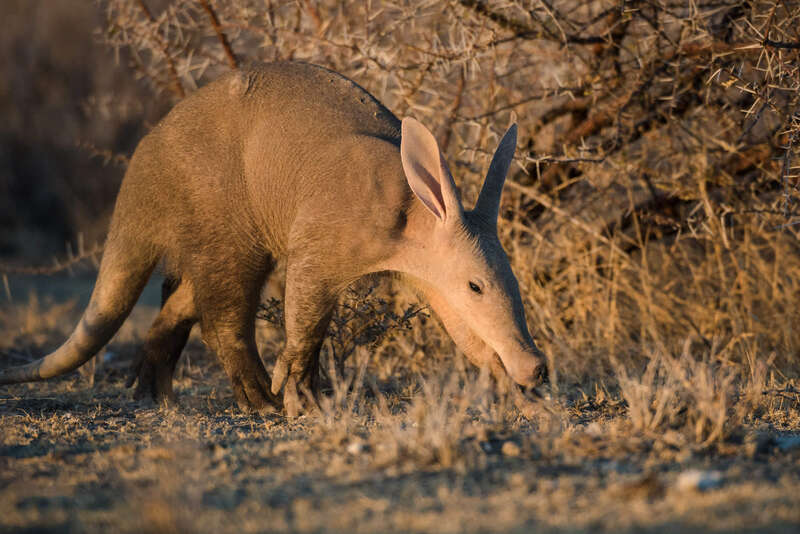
[135,0,185,97]
[198,0,240,69]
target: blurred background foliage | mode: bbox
[0,0,165,258]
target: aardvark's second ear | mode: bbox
[474,123,517,227]
[400,117,461,222]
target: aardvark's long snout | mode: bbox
[497,341,549,388]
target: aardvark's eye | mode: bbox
[468,281,482,294]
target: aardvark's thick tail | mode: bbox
[0,234,158,385]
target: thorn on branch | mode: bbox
[0,243,105,276]
[458,0,615,46]
[135,0,185,98]
[441,70,466,153]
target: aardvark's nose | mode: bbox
[531,360,548,385]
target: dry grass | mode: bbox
[1,275,800,533]
[2,0,800,532]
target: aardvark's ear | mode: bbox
[400,117,461,223]
[474,123,517,229]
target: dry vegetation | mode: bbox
[2,0,800,532]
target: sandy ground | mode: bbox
[1,275,799,533]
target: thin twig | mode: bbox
[135,0,185,98]
[0,243,105,276]
[198,0,239,69]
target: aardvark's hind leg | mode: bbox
[128,277,198,404]
[195,261,281,414]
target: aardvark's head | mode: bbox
[397,117,548,389]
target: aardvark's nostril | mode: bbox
[533,362,549,385]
